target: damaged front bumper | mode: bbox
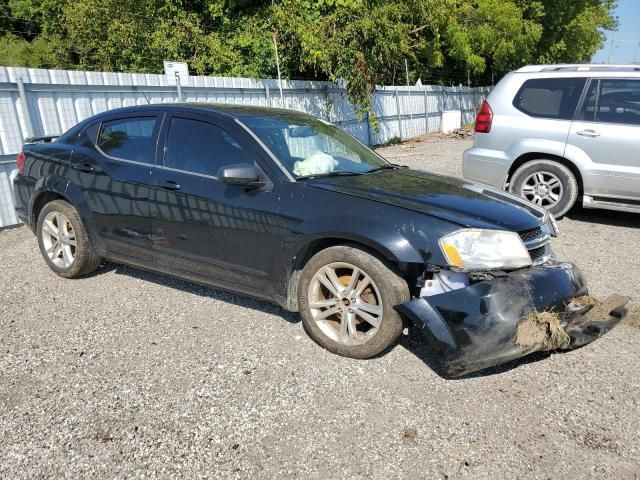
[396,262,629,378]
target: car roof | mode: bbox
[515,64,640,74]
[91,103,320,122]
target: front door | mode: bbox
[149,112,286,295]
[567,78,640,200]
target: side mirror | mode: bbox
[217,163,265,188]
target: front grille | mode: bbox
[528,244,550,265]
[519,226,542,243]
[518,225,551,265]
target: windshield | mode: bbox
[240,113,387,179]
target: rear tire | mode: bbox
[36,200,101,278]
[297,245,409,359]
[509,159,578,218]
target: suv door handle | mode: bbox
[161,180,181,191]
[576,129,600,137]
[72,163,96,172]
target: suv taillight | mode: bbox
[16,151,25,175]
[474,101,493,133]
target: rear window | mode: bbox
[513,78,586,120]
[97,117,157,163]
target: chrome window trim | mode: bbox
[155,163,217,180]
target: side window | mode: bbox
[97,117,157,163]
[592,79,640,126]
[513,78,586,120]
[77,122,100,149]
[577,81,598,121]
[164,117,254,176]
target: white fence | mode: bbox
[0,66,489,227]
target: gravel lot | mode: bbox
[1,136,639,479]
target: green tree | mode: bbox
[0,0,617,110]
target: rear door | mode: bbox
[148,112,285,294]
[69,111,163,260]
[567,78,640,200]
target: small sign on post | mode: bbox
[163,61,189,86]
[164,61,189,102]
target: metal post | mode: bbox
[273,32,284,106]
[607,30,616,63]
[176,73,183,102]
[16,77,35,140]
[395,88,403,140]
[265,85,271,107]
[365,110,372,146]
[423,89,429,135]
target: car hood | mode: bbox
[306,168,545,231]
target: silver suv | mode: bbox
[463,64,640,217]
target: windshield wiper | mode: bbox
[296,171,364,180]
[365,163,407,173]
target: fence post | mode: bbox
[365,110,372,146]
[176,74,183,102]
[16,77,35,140]
[265,85,271,107]
[423,89,428,135]
[395,88,403,140]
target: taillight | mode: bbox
[474,101,493,133]
[16,151,26,175]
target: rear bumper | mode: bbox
[462,146,511,188]
[396,262,628,378]
[11,173,34,229]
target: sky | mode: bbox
[592,0,640,63]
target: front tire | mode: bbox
[37,200,101,278]
[509,159,578,218]
[298,245,409,359]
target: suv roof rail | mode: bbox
[515,64,640,73]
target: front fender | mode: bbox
[289,215,428,264]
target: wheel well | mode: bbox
[32,192,66,227]
[507,153,583,194]
[285,238,421,312]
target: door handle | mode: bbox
[161,180,181,191]
[576,129,600,137]
[72,163,96,172]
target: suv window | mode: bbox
[164,117,254,177]
[513,78,586,120]
[578,79,640,126]
[97,117,157,163]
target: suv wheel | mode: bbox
[509,159,578,218]
[37,200,102,278]
[298,245,409,359]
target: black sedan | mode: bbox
[12,104,628,377]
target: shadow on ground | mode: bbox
[86,260,603,380]
[91,261,301,323]
[567,206,640,228]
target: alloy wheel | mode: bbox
[520,171,564,208]
[41,211,77,268]
[307,262,383,346]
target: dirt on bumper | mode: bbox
[395,262,629,378]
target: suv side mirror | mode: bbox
[217,163,265,188]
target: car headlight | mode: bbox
[439,229,532,271]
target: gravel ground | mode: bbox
[1,136,639,479]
